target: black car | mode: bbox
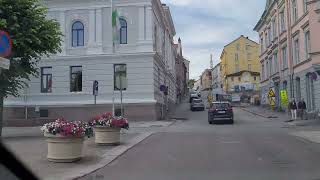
[208,102,234,124]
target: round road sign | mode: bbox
[0,31,12,57]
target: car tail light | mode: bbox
[209,109,218,113]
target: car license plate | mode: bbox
[218,111,225,114]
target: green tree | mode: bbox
[0,0,62,136]
[188,79,196,89]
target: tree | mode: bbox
[0,0,62,136]
[188,79,196,89]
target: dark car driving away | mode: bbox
[208,102,233,124]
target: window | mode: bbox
[235,64,240,73]
[292,0,298,23]
[262,64,265,80]
[41,67,52,93]
[247,53,252,60]
[254,76,257,81]
[293,37,300,64]
[153,25,157,51]
[274,52,278,73]
[70,66,82,92]
[303,0,308,13]
[248,64,252,71]
[260,37,264,53]
[235,53,239,62]
[246,44,250,51]
[231,77,234,81]
[296,77,301,100]
[280,10,286,32]
[268,27,272,45]
[265,33,268,47]
[238,77,241,81]
[272,18,277,38]
[282,46,288,69]
[114,64,127,91]
[269,57,273,75]
[266,61,269,77]
[72,21,84,47]
[236,44,240,50]
[305,31,311,59]
[119,18,127,44]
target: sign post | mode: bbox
[93,80,99,105]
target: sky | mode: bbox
[161,0,266,80]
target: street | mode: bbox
[80,102,320,180]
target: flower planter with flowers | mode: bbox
[41,118,93,163]
[89,113,129,145]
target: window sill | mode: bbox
[67,46,88,50]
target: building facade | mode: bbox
[200,69,212,91]
[174,38,188,103]
[212,63,222,90]
[254,0,320,111]
[3,0,178,125]
[220,35,261,94]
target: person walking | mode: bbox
[298,98,307,120]
[289,99,297,121]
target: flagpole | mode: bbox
[111,0,115,116]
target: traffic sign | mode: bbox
[0,31,12,57]
[0,57,10,69]
[268,89,276,97]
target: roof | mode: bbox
[226,70,260,77]
[224,35,259,48]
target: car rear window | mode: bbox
[193,99,202,103]
[211,103,230,108]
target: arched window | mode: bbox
[119,18,127,44]
[72,21,84,47]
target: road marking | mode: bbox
[220,141,241,144]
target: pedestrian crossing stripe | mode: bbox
[268,89,276,97]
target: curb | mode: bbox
[239,108,269,118]
[47,132,153,180]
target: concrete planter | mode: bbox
[44,133,84,163]
[94,126,121,145]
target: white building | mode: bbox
[4,0,177,123]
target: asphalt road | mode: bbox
[80,102,320,180]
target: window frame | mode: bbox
[291,0,298,23]
[72,21,85,47]
[41,67,52,93]
[119,18,128,44]
[70,66,83,92]
[281,46,288,69]
[304,30,311,59]
[293,36,300,64]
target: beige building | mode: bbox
[200,69,212,91]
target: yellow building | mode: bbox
[220,35,260,93]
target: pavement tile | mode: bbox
[2,132,152,180]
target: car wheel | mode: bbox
[191,108,194,111]
[230,119,234,124]
[209,121,213,124]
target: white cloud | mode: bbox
[162,0,265,79]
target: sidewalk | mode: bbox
[1,121,174,180]
[241,105,320,127]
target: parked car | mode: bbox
[190,98,205,111]
[189,92,201,103]
[208,101,234,124]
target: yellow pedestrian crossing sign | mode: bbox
[268,89,276,97]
